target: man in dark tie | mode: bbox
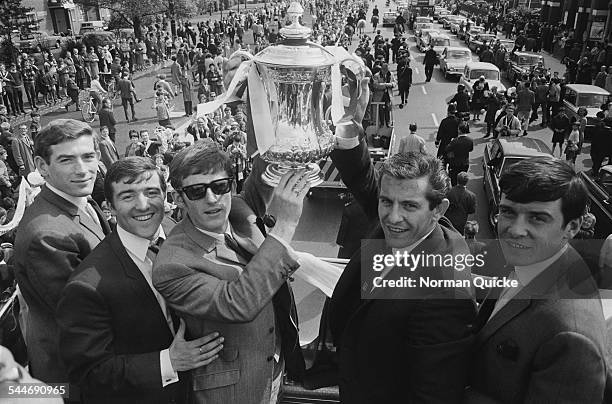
[14,119,111,395]
[467,158,607,403]
[58,157,223,403]
[153,143,308,404]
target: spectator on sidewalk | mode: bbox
[117,73,137,122]
[6,64,25,115]
[444,171,476,234]
[98,99,117,143]
[550,105,570,157]
[124,130,142,157]
[98,125,119,170]
[89,74,107,112]
[30,112,41,141]
[397,123,426,154]
[516,82,535,136]
[11,123,35,179]
[595,66,608,89]
[446,123,474,186]
[64,73,81,112]
[180,68,193,117]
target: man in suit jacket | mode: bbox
[328,81,477,402]
[11,123,35,179]
[58,157,223,404]
[153,143,308,404]
[98,126,119,171]
[436,104,460,162]
[445,122,474,186]
[14,119,111,390]
[98,98,117,142]
[136,130,161,159]
[467,157,607,403]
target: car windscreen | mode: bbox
[500,157,526,175]
[447,50,471,59]
[577,93,610,108]
[432,38,450,47]
[517,55,543,65]
[470,69,499,80]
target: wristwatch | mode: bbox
[262,214,276,228]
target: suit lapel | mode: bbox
[108,231,173,338]
[181,217,247,269]
[476,298,532,345]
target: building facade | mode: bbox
[22,0,110,35]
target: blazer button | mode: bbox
[269,327,274,334]
[267,356,274,362]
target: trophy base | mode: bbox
[261,163,323,187]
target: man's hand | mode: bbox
[268,169,311,243]
[336,74,371,139]
[169,319,224,372]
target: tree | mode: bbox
[0,0,35,64]
[73,0,196,39]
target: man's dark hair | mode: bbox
[35,119,99,164]
[169,142,233,190]
[104,157,166,207]
[379,152,450,209]
[499,157,588,225]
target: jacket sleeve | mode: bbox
[153,236,300,323]
[58,281,163,393]
[330,138,379,220]
[523,332,606,403]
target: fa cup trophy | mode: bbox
[205,2,365,186]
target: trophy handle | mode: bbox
[336,56,366,125]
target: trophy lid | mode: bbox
[253,2,336,67]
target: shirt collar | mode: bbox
[391,225,436,256]
[196,222,232,243]
[514,244,568,287]
[116,224,166,262]
[46,182,88,212]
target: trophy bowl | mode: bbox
[228,2,364,187]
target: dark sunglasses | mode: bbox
[178,178,233,200]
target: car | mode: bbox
[430,33,451,56]
[461,25,484,42]
[15,31,64,53]
[443,15,465,29]
[580,167,612,239]
[439,46,473,79]
[438,14,451,26]
[414,22,435,37]
[563,84,611,139]
[416,29,441,51]
[468,33,497,53]
[415,16,434,24]
[483,137,553,230]
[505,51,545,83]
[382,12,399,27]
[459,62,506,95]
[79,20,107,35]
[434,7,449,19]
[449,19,468,34]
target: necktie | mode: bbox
[145,237,175,333]
[224,233,253,261]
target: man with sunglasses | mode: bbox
[153,143,309,404]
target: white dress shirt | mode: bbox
[116,224,179,387]
[489,244,569,319]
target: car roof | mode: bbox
[384,11,398,15]
[445,46,471,51]
[430,33,449,38]
[565,84,611,95]
[497,138,552,157]
[466,62,500,71]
